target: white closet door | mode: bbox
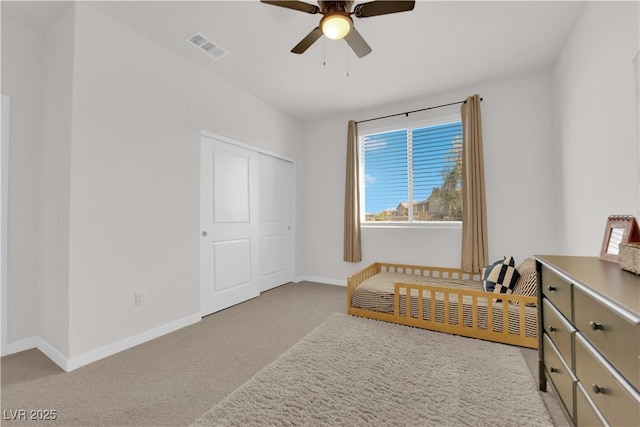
[258,153,294,291]
[200,136,260,316]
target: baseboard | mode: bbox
[66,312,201,372]
[2,313,202,372]
[3,336,68,370]
[294,276,346,287]
[3,336,40,357]
[36,337,69,371]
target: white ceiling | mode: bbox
[4,1,588,122]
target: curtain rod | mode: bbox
[356,97,483,125]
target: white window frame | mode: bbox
[359,113,463,229]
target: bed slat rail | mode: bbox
[347,263,382,312]
[392,282,537,348]
[378,263,481,282]
[347,262,537,349]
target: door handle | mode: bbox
[202,231,207,237]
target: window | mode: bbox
[360,119,463,224]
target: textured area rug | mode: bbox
[191,313,552,427]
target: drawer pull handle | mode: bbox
[548,325,556,332]
[589,321,603,331]
[592,384,605,394]
[549,367,559,373]
[547,285,557,292]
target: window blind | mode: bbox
[361,121,462,222]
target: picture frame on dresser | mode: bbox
[599,215,640,263]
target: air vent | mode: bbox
[185,31,229,60]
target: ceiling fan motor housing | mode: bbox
[318,1,353,14]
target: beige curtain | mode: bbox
[461,95,488,273]
[344,120,362,262]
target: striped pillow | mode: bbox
[482,257,520,297]
[512,258,538,306]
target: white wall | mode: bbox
[2,2,303,368]
[553,1,640,255]
[302,70,559,283]
[63,3,303,361]
[1,95,9,354]
[0,16,44,349]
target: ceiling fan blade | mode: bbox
[354,1,415,18]
[291,27,323,54]
[260,1,320,14]
[344,27,372,58]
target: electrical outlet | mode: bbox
[135,290,146,307]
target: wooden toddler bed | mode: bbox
[347,261,538,349]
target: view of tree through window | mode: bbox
[360,121,463,223]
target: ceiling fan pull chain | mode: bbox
[346,45,350,77]
[323,37,326,66]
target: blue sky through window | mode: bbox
[362,122,462,216]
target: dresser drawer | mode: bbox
[576,382,607,427]
[544,334,576,419]
[543,298,575,369]
[575,333,640,427]
[541,266,572,321]
[574,286,640,391]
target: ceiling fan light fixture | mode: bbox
[320,13,352,40]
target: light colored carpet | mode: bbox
[192,313,553,427]
[1,282,347,427]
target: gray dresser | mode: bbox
[535,255,640,426]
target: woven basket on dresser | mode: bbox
[619,242,640,275]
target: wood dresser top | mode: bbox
[535,255,640,323]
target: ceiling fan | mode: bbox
[261,1,416,58]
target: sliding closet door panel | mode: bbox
[258,153,294,291]
[200,136,259,316]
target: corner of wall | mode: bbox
[36,0,77,358]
